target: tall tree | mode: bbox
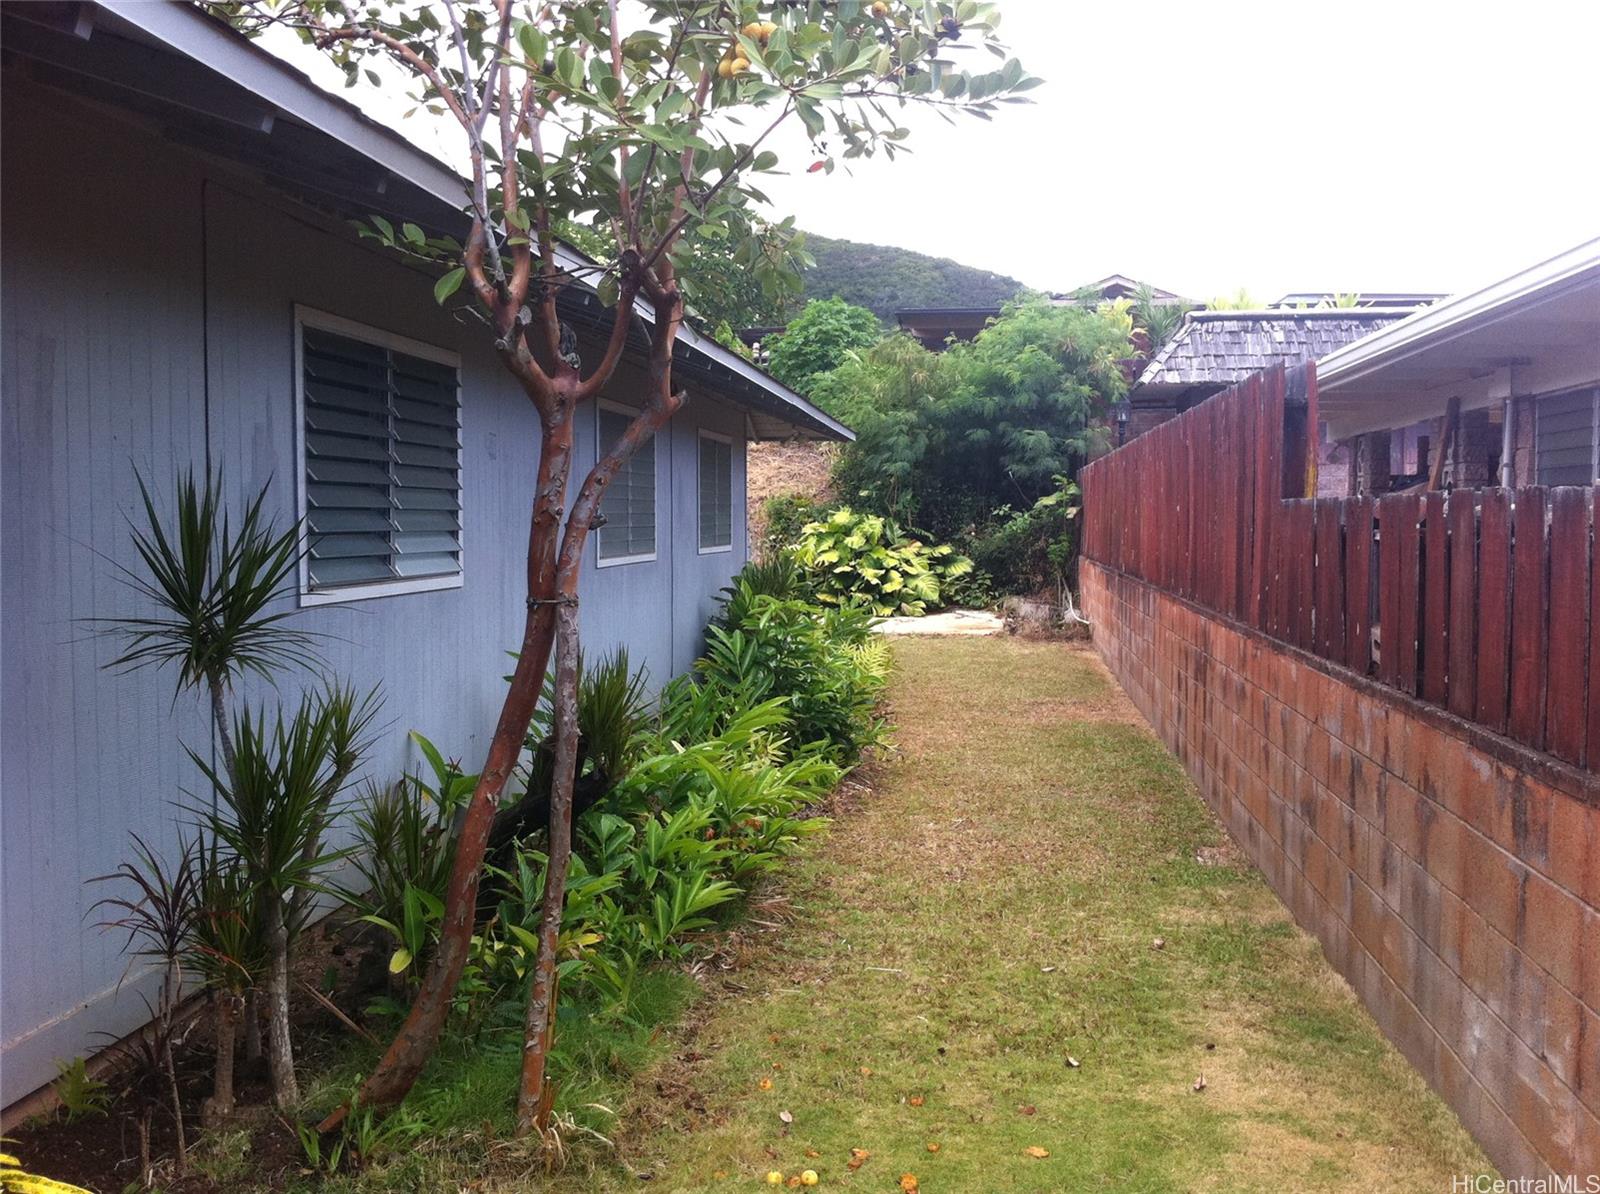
[232,0,1033,1137]
[764,295,882,394]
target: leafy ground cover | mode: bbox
[564,636,1489,1192]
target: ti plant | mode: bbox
[225,0,1036,1137]
[89,833,202,1175]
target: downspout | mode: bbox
[1499,359,1519,488]
[1500,396,1515,488]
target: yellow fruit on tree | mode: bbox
[872,1,890,17]
[717,58,734,79]
[732,57,751,74]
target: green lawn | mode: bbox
[560,636,1487,1192]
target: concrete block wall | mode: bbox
[1082,560,1600,1179]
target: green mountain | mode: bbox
[793,233,1027,323]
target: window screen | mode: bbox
[301,324,461,592]
[699,434,733,551]
[1536,389,1598,486]
[597,407,656,561]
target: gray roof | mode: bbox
[1136,309,1414,390]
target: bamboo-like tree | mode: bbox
[231,0,1035,1137]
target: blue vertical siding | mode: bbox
[0,77,749,1107]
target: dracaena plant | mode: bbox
[93,469,319,785]
[222,0,1035,1136]
[189,688,375,1109]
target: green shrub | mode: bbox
[791,506,975,617]
[760,493,822,560]
[968,477,1081,596]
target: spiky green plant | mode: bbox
[190,695,364,1108]
[187,852,262,1122]
[93,469,319,779]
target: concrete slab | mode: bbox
[872,609,1004,637]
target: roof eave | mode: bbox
[99,0,850,443]
[1318,238,1600,393]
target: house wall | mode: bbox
[0,77,747,1107]
[1082,561,1600,1179]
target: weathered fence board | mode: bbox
[1474,490,1512,734]
[1447,494,1478,720]
[1422,492,1450,705]
[1345,496,1374,675]
[1508,488,1548,749]
[1546,487,1589,765]
[1080,360,1600,775]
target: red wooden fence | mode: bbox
[1081,362,1600,771]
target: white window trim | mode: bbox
[594,399,659,568]
[697,428,734,555]
[293,304,464,606]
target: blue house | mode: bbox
[0,1,848,1110]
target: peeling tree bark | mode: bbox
[515,289,685,1138]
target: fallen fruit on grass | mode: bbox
[787,1177,802,1189]
[908,1095,925,1107]
[758,1077,774,1092]
[766,1172,783,1186]
[858,1066,872,1077]
[805,1149,819,1158]
[847,1148,870,1171]
[1024,1146,1050,1159]
[801,1171,819,1186]
[899,1175,920,1192]
[926,1142,940,1153]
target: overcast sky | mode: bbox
[265,1,1600,303]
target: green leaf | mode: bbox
[433,266,465,305]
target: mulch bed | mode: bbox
[8,922,375,1193]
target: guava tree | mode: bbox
[229,0,1034,1137]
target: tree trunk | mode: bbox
[514,598,582,1137]
[207,671,238,785]
[512,291,686,1141]
[265,898,298,1108]
[320,408,576,1132]
[204,991,239,1125]
[244,989,262,1063]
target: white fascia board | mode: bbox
[1318,238,1600,392]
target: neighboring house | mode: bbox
[1126,304,1438,490]
[1317,238,1600,493]
[894,275,1186,351]
[0,1,848,1110]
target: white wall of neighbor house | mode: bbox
[0,76,748,1108]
